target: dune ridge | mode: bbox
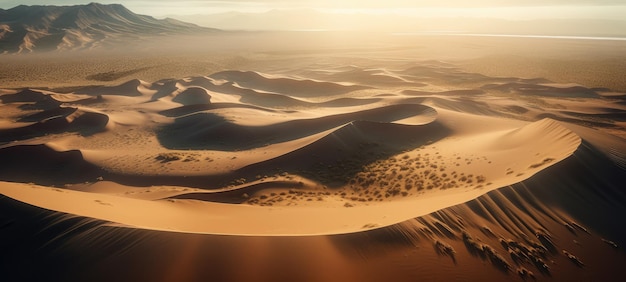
[1,138,624,281]
[0,77,585,235]
[158,103,436,151]
[209,70,371,97]
[0,107,110,142]
[1,58,625,281]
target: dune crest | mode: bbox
[0,114,582,235]
[1,53,625,281]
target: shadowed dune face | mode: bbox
[172,87,212,105]
[157,103,437,151]
[1,49,626,281]
[482,82,602,98]
[0,89,52,103]
[73,79,153,97]
[0,144,104,185]
[0,106,110,142]
[2,59,621,235]
[209,70,371,97]
[1,141,625,282]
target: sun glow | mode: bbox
[321,5,626,20]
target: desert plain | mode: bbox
[1,28,626,281]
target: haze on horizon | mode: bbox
[2,1,626,34]
[3,0,626,19]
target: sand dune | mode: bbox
[210,70,370,97]
[403,89,485,96]
[292,67,418,86]
[170,76,316,107]
[0,115,581,235]
[0,107,110,142]
[158,103,279,118]
[0,144,104,185]
[1,54,625,281]
[75,79,155,97]
[171,87,212,105]
[158,103,436,151]
[154,75,383,109]
[483,82,602,98]
[0,89,54,103]
[0,66,590,236]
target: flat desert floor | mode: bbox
[1,32,625,281]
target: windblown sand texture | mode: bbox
[1,32,626,281]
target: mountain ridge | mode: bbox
[0,2,217,53]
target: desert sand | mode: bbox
[1,31,626,281]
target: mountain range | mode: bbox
[0,3,216,53]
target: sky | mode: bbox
[2,0,626,21]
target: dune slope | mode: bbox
[1,58,625,281]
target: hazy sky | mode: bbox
[2,1,626,20]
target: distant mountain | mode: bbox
[0,2,217,53]
[172,9,626,37]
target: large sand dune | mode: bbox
[1,36,626,281]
